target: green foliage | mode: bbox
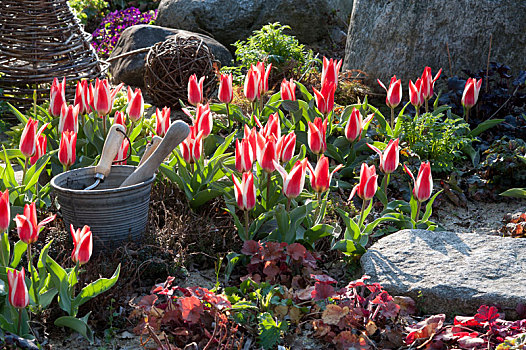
[496,333,526,350]
[481,137,526,188]
[258,312,288,350]
[224,23,318,85]
[68,0,108,26]
[400,108,473,172]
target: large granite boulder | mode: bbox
[344,0,526,84]
[109,25,233,88]
[156,0,352,48]
[361,229,526,318]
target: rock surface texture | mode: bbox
[343,0,526,83]
[156,0,351,48]
[361,229,526,318]
[109,25,232,87]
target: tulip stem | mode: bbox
[259,97,264,118]
[27,244,39,308]
[315,192,323,223]
[0,231,6,267]
[226,103,231,131]
[415,201,422,224]
[22,156,29,183]
[382,173,390,200]
[17,308,22,335]
[244,210,250,241]
[71,261,80,301]
[425,99,429,114]
[266,172,271,209]
[465,107,470,122]
[129,120,135,138]
[102,115,107,136]
[390,108,395,130]
[359,199,369,228]
[286,198,291,212]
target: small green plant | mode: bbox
[400,108,473,172]
[68,0,108,27]
[223,23,318,85]
[481,136,526,188]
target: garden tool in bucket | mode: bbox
[84,124,126,190]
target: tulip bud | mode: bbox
[261,112,280,140]
[409,78,424,110]
[155,107,171,137]
[71,225,93,265]
[367,138,399,174]
[378,76,402,109]
[49,77,66,117]
[59,104,80,133]
[280,78,296,101]
[194,103,213,138]
[14,202,55,245]
[180,127,203,164]
[188,74,205,106]
[307,155,343,194]
[19,118,38,157]
[113,110,126,129]
[7,268,29,309]
[461,78,482,109]
[232,172,256,211]
[404,162,433,202]
[276,132,296,163]
[256,133,277,173]
[321,57,342,87]
[313,81,336,115]
[0,190,9,233]
[244,67,259,102]
[274,158,308,199]
[30,123,49,166]
[421,67,442,101]
[345,108,362,142]
[74,80,90,115]
[81,80,94,114]
[308,117,328,155]
[218,73,233,104]
[114,139,129,165]
[349,163,377,201]
[126,87,144,122]
[93,78,112,116]
[255,62,272,97]
[58,131,77,168]
[235,138,254,173]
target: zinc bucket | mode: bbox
[50,165,155,250]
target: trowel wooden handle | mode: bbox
[119,121,190,187]
[138,136,162,167]
[95,124,126,177]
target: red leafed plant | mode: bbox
[130,277,243,349]
[405,305,526,349]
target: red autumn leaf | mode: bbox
[311,282,335,301]
[474,305,499,327]
[263,260,280,279]
[394,296,416,316]
[458,335,485,348]
[405,314,445,345]
[179,296,204,325]
[287,243,306,260]
[241,240,261,255]
[137,294,158,312]
[263,241,286,260]
[454,316,481,328]
[310,274,337,284]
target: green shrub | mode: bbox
[481,136,526,188]
[222,23,318,85]
[68,0,108,27]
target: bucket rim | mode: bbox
[50,165,156,194]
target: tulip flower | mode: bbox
[187,74,205,106]
[7,268,28,309]
[93,78,112,116]
[0,190,9,233]
[345,108,374,143]
[59,104,80,133]
[155,107,171,137]
[71,225,93,265]
[350,163,378,202]
[74,80,90,115]
[180,126,204,164]
[49,77,66,117]
[30,123,49,166]
[244,66,259,102]
[81,80,94,114]
[276,132,296,163]
[255,62,272,97]
[409,78,424,116]
[244,125,258,156]
[127,86,144,123]
[307,155,343,195]
[113,110,126,129]
[232,172,256,240]
[378,76,402,128]
[114,139,129,165]
[274,158,308,209]
[313,81,336,116]
[15,202,55,245]
[218,73,233,104]
[308,117,328,156]
[404,162,433,203]
[461,78,482,121]
[235,138,255,173]
[280,78,296,101]
[367,138,399,175]
[194,103,213,138]
[256,133,277,173]
[261,112,280,140]
[19,118,38,158]
[321,57,342,87]
[421,67,442,112]
[58,131,77,170]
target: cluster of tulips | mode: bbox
[0,190,92,328]
[378,67,482,124]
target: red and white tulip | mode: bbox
[71,224,93,265]
[232,172,256,211]
[127,87,144,122]
[188,74,205,106]
[378,75,402,109]
[155,107,171,137]
[58,131,77,168]
[307,155,343,194]
[367,138,399,174]
[49,77,66,117]
[59,104,80,133]
[7,268,29,309]
[308,117,328,155]
[14,202,55,245]
[218,73,233,104]
[273,158,308,199]
[19,118,38,158]
[404,162,433,202]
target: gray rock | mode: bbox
[361,229,526,318]
[156,0,352,48]
[344,0,526,84]
[109,25,233,87]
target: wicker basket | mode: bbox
[0,0,104,112]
